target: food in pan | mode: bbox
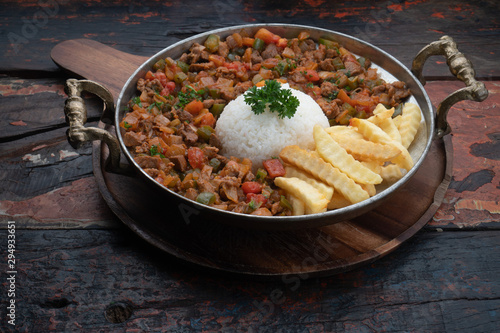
[216,82,329,170]
[277,103,421,215]
[119,27,417,216]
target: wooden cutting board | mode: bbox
[52,39,452,277]
[52,39,149,99]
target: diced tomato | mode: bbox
[160,81,176,97]
[355,104,372,114]
[160,87,170,96]
[254,28,280,44]
[184,100,204,115]
[351,88,378,105]
[145,70,155,80]
[224,61,240,70]
[155,71,168,87]
[166,81,176,92]
[246,193,268,205]
[199,112,216,127]
[339,88,378,112]
[262,158,286,178]
[304,69,320,82]
[242,181,262,195]
[187,147,206,170]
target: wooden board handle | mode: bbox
[51,39,149,100]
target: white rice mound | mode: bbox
[215,84,329,169]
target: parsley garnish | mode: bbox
[131,97,142,107]
[176,85,202,109]
[327,91,339,100]
[149,145,165,158]
[244,80,300,119]
[147,101,164,112]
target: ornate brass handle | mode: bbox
[64,79,122,171]
[411,35,488,138]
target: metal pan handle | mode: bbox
[64,79,129,174]
[411,35,488,138]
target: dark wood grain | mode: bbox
[0,228,498,332]
[0,1,499,331]
[1,0,499,78]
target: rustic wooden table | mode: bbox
[1,1,499,332]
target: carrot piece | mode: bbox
[254,28,280,44]
[277,38,288,48]
[255,80,266,87]
[184,100,204,115]
[337,89,352,104]
[200,112,216,127]
[242,37,255,47]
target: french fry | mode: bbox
[398,103,422,149]
[310,150,321,159]
[285,165,334,201]
[288,194,305,216]
[392,114,402,128]
[275,102,422,215]
[368,105,402,143]
[279,145,369,204]
[369,116,402,145]
[380,118,402,144]
[372,103,391,115]
[361,183,376,197]
[349,118,413,171]
[327,192,352,210]
[361,160,383,174]
[370,105,394,120]
[314,125,382,185]
[325,125,364,140]
[274,177,328,214]
[379,164,403,182]
[329,133,401,162]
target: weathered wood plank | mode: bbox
[0,126,93,201]
[1,0,498,77]
[0,177,119,229]
[0,228,498,332]
[0,122,119,228]
[425,81,500,229]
